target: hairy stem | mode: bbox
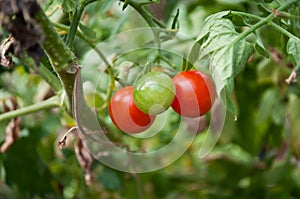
[38,64,62,92]
[53,22,116,107]
[34,6,78,112]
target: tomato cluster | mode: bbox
[109,70,216,134]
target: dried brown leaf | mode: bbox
[0,35,15,67]
[0,0,44,66]
[75,138,94,185]
[57,126,78,150]
[1,97,21,153]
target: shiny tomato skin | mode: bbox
[133,71,175,115]
[171,70,216,118]
[109,86,155,134]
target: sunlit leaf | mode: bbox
[198,17,254,114]
[197,11,231,43]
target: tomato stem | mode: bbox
[0,96,59,122]
[38,64,62,92]
[232,0,300,44]
[65,4,85,48]
[231,11,300,42]
[34,6,79,112]
[66,0,97,47]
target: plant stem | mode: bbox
[53,22,112,66]
[34,6,79,112]
[231,11,300,41]
[270,22,300,41]
[66,0,98,47]
[278,0,300,11]
[120,0,167,63]
[232,0,300,44]
[122,0,165,28]
[232,15,273,44]
[66,4,85,47]
[53,22,116,107]
[38,63,62,92]
[0,96,59,122]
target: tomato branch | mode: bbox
[53,22,116,108]
[36,64,62,92]
[65,0,97,47]
[34,4,80,112]
[0,96,59,122]
[232,0,300,45]
[65,5,85,48]
[231,11,300,42]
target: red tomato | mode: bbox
[109,86,155,134]
[171,70,216,117]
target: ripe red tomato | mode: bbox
[109,86,155,134]
[171,70,216,118]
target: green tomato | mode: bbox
[133,71,175,115]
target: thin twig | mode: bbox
[58,126,79,149]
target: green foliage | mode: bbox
[197,14,254,114]
[287,38,300,70]
[1,0,300,198]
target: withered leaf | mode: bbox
[0,35,15,68]
[1,97,21,153]
[0,0,44,66]
[75,137,94,185]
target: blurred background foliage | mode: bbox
[1,0,300,198]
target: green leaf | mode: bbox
[98,167,122,191]
[62,0,77,12]
[185,41,201,71]
[255,33,269,58]
[198,18,254,114]
[122,0,130,10]
[258,88,282,124]
[171,8,180,30]
[4,137,54,194]
[79,23,97,41]
[197,11,231,43]
[287,37,300,70]
[257,3,271,15]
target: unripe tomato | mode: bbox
[109,86,155,134]
[133,71,175,115]
[171,70,216,117]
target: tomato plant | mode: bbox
[109,86,155,134]
[1,0,300,198]
[171,70,216,118]
[133,71,175,115]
